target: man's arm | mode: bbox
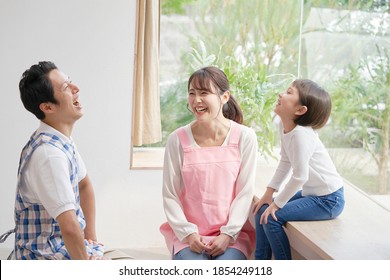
[78,175,97,241]
[57,210,88,259]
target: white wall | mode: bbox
[0,0,167,250]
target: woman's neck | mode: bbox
[191,119,231,147]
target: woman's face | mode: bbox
[188,81,225,122]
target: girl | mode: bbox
[252,79,345,260]
[160,66,257,260]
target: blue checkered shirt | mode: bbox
[14,131,103,259]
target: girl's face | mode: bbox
[188,81,227,122]
[274,85,303,120]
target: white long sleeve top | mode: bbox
[269,123,343,208]
[162,121,258,241]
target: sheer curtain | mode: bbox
[132,0,161,146]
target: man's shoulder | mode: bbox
[30,142,69,163]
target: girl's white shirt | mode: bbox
[270,122,343,208]
[162,120,258,241]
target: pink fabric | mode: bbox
[160,121,255,259]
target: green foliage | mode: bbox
[161,0,195,15]
[184,0,303,77]
[331,47,390,149]
[331,46,390,193]
[160,81,193,141]
[222,59,294,158]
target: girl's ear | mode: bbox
[295,105,308,116]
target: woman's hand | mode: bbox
[206,234,233,257]
[260,202,280,224]
[184,233,210,254]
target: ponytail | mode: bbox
[223,95,243,124]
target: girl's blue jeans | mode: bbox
[255,187,345,260]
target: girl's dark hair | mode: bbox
[188,66,243,124]
[19,61,58,120]
[293,79,331,129]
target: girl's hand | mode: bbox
[206,234,232,257]
[260,202,280,224]
[184,233,210,254]
[252,188,274,215]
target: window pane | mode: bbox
[303,0,390,209]
[159,0,390,209]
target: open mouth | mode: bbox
[73,99,81,107]
[195,107,207,112]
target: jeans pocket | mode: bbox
[321,191,345,218]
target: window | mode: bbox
[132,0,390,210]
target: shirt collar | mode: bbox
[37,121,73,144]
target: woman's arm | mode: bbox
[162,132,198,241]
[220,127,257,239]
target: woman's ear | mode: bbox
[222,90,231,104]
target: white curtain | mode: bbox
[132,0,161,146]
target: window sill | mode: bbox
[130,147,164,170]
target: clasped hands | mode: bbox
[184,233,233,257]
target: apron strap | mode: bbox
[177,122,241,148]
[176,127,192,150]
[228,121,241,146]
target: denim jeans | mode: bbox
[173,247,246,260]
[255,187,345,260]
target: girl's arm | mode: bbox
[273,131,314,208]
[267,122,291,191]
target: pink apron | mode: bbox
[160,121,255,259]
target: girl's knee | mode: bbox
[257,204,269,215]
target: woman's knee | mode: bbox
[216,248,246,260]
[173,248,208,260]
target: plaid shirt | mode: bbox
[14,131,103,259]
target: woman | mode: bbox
[160,66,258,260]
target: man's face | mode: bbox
[48,69,83,124]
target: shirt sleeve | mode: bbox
[268,122,291,191]
[273,130,315,208]
[74,144,87,181]
[25,144,77,219]
[162,131,198,241]
[268,141,291,191]
[220,126,257,240]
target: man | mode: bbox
[12,61,104,259]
